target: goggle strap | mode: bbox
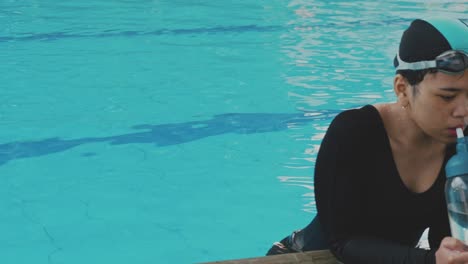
[395,53,437,71]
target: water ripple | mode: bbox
[0,18,418,43]
[0,25,283,42]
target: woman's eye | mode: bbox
[440,95,456,101]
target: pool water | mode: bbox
[1,0,467,263]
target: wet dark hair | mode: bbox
[396,68,438,86]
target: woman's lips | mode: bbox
[448,126,465,136]
[448,128,458,136]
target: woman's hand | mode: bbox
[436,237,468,264]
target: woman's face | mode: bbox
[407,70,468,144]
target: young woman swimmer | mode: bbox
[267,18,468,264]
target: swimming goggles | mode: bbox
[395,50,468,74]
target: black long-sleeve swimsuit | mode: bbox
[314,105,459,263]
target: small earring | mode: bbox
[402,103,408,109]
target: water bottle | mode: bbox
[445,128,468,244]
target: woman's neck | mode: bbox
[374,103,446,153]
[374,102,447,193]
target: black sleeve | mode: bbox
[314,109,436,264]
[428,197,451,250]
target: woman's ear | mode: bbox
[394,74,410,107]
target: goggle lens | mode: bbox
[436,51,468,74]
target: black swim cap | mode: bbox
[394,18,468,68]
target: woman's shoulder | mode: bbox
[323,104,388,155]
[331,104,383,133]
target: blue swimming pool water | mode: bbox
[1,0,467,263]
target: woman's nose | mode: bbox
[453,97,468,118]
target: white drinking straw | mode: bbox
[456,127,465,139]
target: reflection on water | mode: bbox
[278,176,316,213]
[277,0,468,213]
